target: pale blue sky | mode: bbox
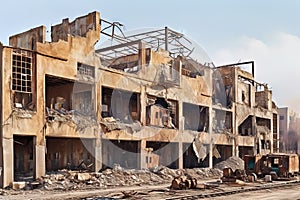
[1,0,300,111]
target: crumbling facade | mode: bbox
[0,11,278,187]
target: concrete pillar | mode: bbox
[177,100,183,169]
[232,139,238,157]
[232,104,239,157]
[33,136,45,179]
[138,42,146,66]
[270,117,274,153]
[139,140,147,169]
[258,138,262,155]
[1,138,13,188]
[252,116,257,154]
[94,138,102,172]
[140,86,146,126]
[209,142,213,168]
[208,106,213,168]
[178,142,183,169]
[178,101,184,132]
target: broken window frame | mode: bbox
[11,49,36,110]
[73,90,94,115]
[45,75,95,116]
[146,95,178,129]
[101,86,141,123]
[183,102,209,132]
[77,63,95,78]
[238,116,253,136]
[212,109,233,133]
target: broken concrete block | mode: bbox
[12,181,26,190]
[76,173,91,181]
[45,179,53,185]
[265,175,272,182]
[55,174,65,181]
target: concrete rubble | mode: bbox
[3,165,221,193]
[214,156,245,171]
[100,117,142,133]
[46,107,98,132]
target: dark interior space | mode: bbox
[183,143,209,168]
[183,102,209,132]
[46,137,95,172]
[101,87,140,123]
[102,140,139,169]
[14,135,34,181]
[213,145,232,166]
[146,141,179,169]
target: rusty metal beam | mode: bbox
[95,40,142,53]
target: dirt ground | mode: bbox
[2,179,300,200]
[209,184,300,200]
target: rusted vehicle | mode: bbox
[244,153,299,178]
[244,154,262,176]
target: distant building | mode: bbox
[279,107,300,153]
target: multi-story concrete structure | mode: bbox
[0,11,278,187]
[279,107,300,153]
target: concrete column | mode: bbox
[178,142,183,169]
[209,142,213,168]
[178,101,183,132]
[177,100,183,169]
[232,139,238,157]
[94,138,102,172]
[34,136,45,179]
[139,140,147,169]
[138,42,146,66]
[232,103,239,157]
[1,138,13,188]
[252,116,257,154]
[97,79,102,122]
[140,86,146,126]
[208,106,213,168]
[270,117,274,153]
[258,138,262,154]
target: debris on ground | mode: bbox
[121,190,137,198]
[221,167,247,182]
[214,156,245,171]
[4,165,222,193]
[171,175,197,190]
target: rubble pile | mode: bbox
[100,117,142,133]
[214,156,245,171]
[22,165,222,191]
[46,107,98,131]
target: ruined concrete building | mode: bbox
[0,11,279,187]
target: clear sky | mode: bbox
[1,0,300,112]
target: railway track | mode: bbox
[165,180,300,200]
